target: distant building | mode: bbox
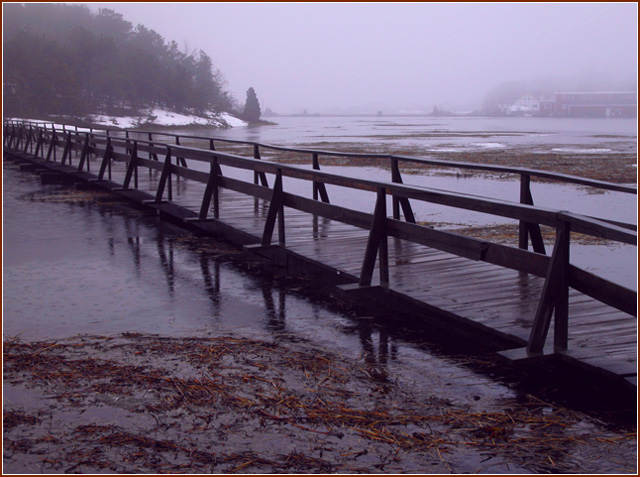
[508,93,541,115]
[505,91,636,117]
[554,91,636,117]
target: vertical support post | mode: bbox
[312,153,319,201]
[519,174,531,249]
[175,136,187,167]
[15,126,24,150]
[34,130,44,158]
[253,144,269,187]
[553,220,570,351]
[390,156,416,223]
[148,133,155,160]
[311,152,330,203]
[23,126,33,153]
[277,178,286,246]
[519,174,546,254]
[527,219,571,354]
[359,188,389,287]
[391,158,401,220]
[212,158,220,219]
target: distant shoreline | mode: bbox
[266,113,638,119]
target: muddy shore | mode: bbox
[3,333,637,474]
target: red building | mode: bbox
[553,91,636,117]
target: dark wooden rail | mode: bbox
[4,120,637,361]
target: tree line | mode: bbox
[3,3,260,121]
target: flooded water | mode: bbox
[3,137,637,472]
[177,115,638,155]
[3,162,518,410]
[171,116,637,290]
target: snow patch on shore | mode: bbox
[470,142,506,149]
[552,147,613,154]
[88,108,248,129]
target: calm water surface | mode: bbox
[2,163,520,413]
[180,115,638,153]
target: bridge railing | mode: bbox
[6,119,636,231]
[4,120,637,355]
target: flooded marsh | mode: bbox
[3,115,637,473]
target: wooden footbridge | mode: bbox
[3,119,637,399]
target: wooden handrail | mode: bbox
[8,120,636,246]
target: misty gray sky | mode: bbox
[88,2,637,114]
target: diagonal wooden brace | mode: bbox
[154,150,174,203]
[360,188,389,287]
[97,138,113,179]
[527,220,571,354]
[199,157,220,219]
[261,169,285,246]
[122,142,139,190]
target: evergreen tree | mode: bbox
[242,87,261,122]
[2,3,236,118]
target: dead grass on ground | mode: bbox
[3,334,636,473]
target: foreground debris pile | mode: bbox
[3,334,636,473]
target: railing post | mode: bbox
[175,136,187,167]
[390,156,416,223]
[147,132,159,162]
[553,220,570,351]
[23,125,33,153]
[360,187,389,287]
[34,130,44,158]
[392,158,401,220]
[60,132,73,166]
[312,152,330,203]
[15,125,24,150]
[527,218,571,354]
[253,144,269,187]
[312,153,319,201]
[208,139,223,176]
[519,173,546,254]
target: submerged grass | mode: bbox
[265,141,637,184]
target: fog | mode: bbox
[88,2,637,114]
